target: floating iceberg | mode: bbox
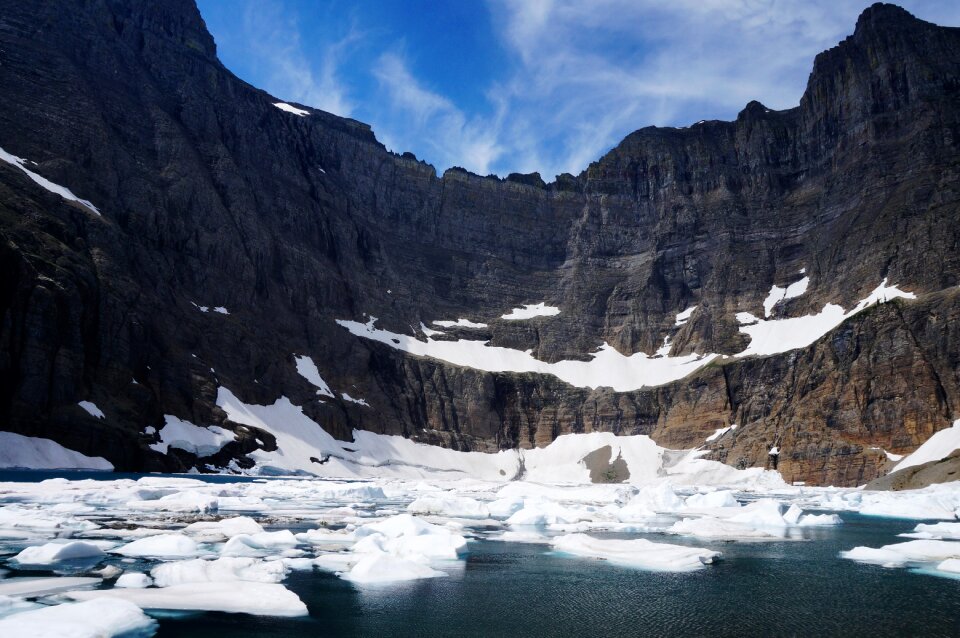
[151,557,288,586]
[114,534,200,558]
[0,598,154,638]
[68,581,308,617]
[13,541,105,565]
[552,533,721,571]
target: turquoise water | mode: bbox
[143,514,959,637]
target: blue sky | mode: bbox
[197,0,960,180]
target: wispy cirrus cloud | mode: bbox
[369,53,506,175]
[203,0,960,180]
[478,0,960,178]
[237,0,358,117]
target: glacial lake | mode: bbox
[0,471,957,637]
[149,516,957,637]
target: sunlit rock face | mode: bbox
[1,1,959,485]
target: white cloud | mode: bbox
[483,0,851,177]
[210,0,960,180]
[239,0,357,117]
[370,53,505,175]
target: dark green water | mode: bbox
[149,514,959,638]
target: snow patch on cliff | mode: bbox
[78,401,105,419]
[706,424,737,442]
[501,302,560,320]
[273,102,309,116]
[336,317,717,392]
[149,415,236,456]
[338,280,915,391]
[763,275,809,317]
[293,354,335,397]
[738,279,915,358]
[0,146,100,215]
[216,387,346,476]
[341,393,370,407]
[433,318,488,328]
[675,306,697,326]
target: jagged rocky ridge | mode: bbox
[0,1,959,485]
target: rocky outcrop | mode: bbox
[0,2,958,484]
[866,449,960,491]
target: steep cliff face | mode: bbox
[0,1,958,484]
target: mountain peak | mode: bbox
[854,3,919,34]
[1,0,960,489]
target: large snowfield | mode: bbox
[0,429,957,635]
[337,279,916,392]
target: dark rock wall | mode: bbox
[0,1,958,484]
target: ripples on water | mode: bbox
[148,514,959,638]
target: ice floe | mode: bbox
[857,486,960,520]
[127,490,219,514]
[667,516,786,540]
[342,553,447,584]
[182,516,264,541]
[0,598,154,638]
[68,581,308,617]
[0,577,102,597]
[902,521,960,540]
[0,462,953,622]
[114,572,152,588]
[150,557,288,586]
[353,514,467,560]
[13,541,105,565]
[552,533,721,571]
[221,530,298,557]
[299,513,472,584]
[841,540,960,567]
[113,534,200,558]
[796,513,843,526]
[407,494,490,519]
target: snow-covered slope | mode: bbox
[0,432,113,471]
